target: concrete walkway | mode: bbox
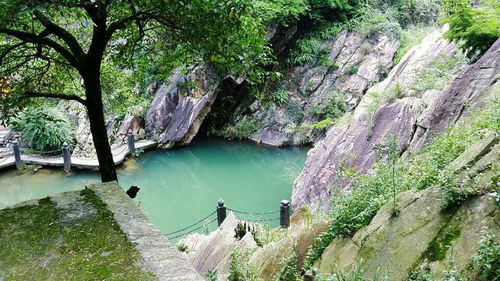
[0,139,157,170]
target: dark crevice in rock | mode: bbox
[197,77,253,136]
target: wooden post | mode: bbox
[280,200,290,228]
[62,142,71,172]
[127,131,135,155]
[217,199,226,226]
[13,140,21,169]
[304,268,317,281]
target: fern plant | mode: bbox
[10,107,75,151]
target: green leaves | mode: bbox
[10,106,75,151]
[442,0,500,62]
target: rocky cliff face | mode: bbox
[314,134,499,280]
[292,27,499,209]
[146,64,221,148]
[223,30,399,146]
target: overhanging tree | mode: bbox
[0,0,271,182]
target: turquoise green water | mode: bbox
[0,139,308,237]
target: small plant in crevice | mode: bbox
[468,229,500,281]
[206,269,218,281]
[274,254,300,281]
[228,251,259,281]
[383,83,404,104]
[176,242,188,253]
[347,63,360,75]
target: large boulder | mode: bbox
[179,212,258,279]
[292,27,499,209]
[146,64,221,148]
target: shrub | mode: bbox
[10,107,75,151]
[304,102,499,269]
[469,229,500,281]
[274,254,300,281]
[442,0,500,62]
[253,0,309,25]
[311,92,348,120]
[270,88,290,106]
[317,262,387,281]
[228,251,259,281]
[223,117,261,140]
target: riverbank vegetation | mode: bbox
[303,101,500,270]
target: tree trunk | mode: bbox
[84,75,118,182]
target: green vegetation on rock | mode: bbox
[442,0,500,62]
[304,101,500,270]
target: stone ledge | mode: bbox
[88,182,203,281]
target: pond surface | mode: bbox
[0,138,308,238]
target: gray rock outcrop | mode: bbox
[227,29,399,146]
[292,27,499,209]
[146,64,221,148]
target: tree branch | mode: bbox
[24,91,86,105]
[33,11,85,61]
[0,28,80,69]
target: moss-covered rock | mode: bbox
[314,187,499,280]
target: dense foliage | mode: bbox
[10,107,75,152]
[303,101,500,269]
[0,0,274,181]
[442,0,500,62]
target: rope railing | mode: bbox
[164,199,292,241]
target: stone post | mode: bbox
[62,142,71,172]
[280,200,290,228]
[217,199,227,226]
[127,131,135,155]
[13,140,21,169]
[304,268,317,281]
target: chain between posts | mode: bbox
[165,210,217,236]
[167,217,218,240]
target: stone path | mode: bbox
[0,139,157,170]
[89,182,203,280]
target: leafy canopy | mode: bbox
[0,0,272,116]
[442,0,500,62]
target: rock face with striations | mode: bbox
[146,64,221,148]
[225,29,399,146]
[292,27,499,209]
